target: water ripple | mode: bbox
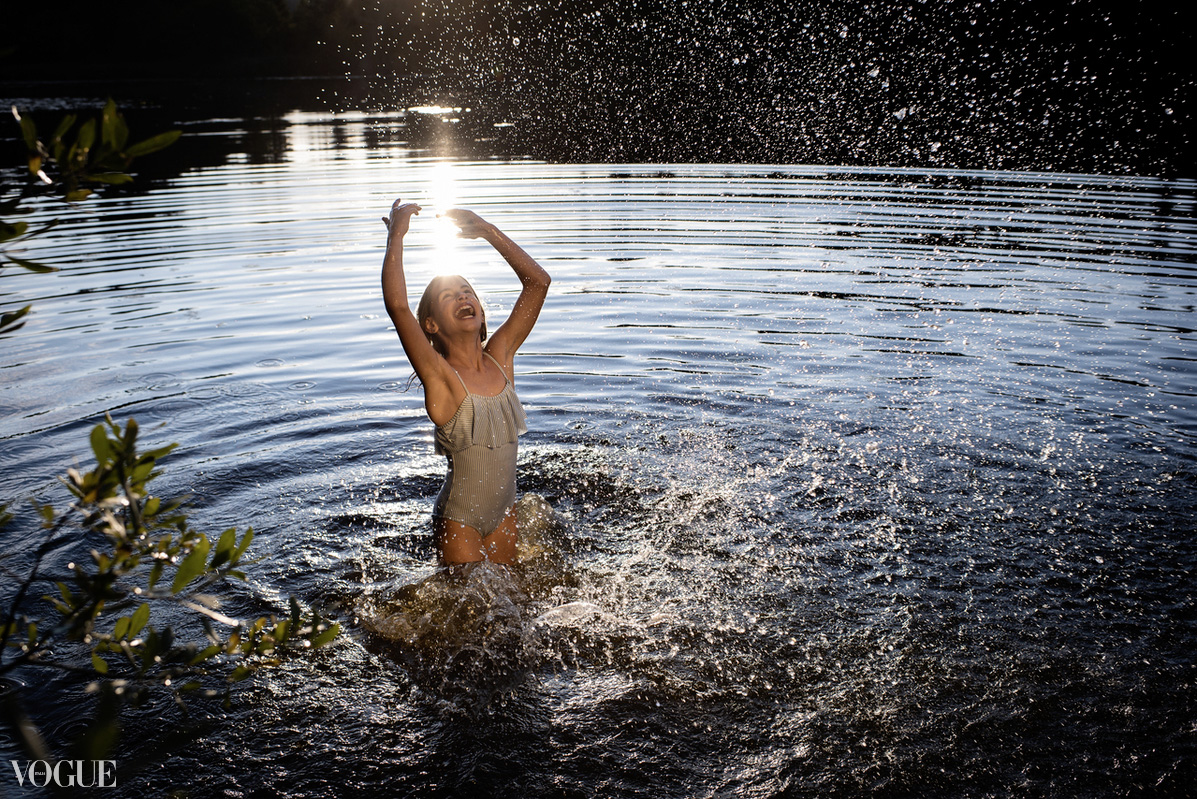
[2,118,1195,798]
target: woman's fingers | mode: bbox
[442,208,486,238]
[385,201,422,233]
[389,199,421,216]
[442,208,478,224]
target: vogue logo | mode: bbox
[10,760,117,788]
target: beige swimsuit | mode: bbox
[433,352,527,535]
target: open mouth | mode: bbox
[455,303,476,319]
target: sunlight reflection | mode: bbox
[428,161,462,259]
[428,161,458,215]
[282,110,380,164]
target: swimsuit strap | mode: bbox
[447,351,510,396]
[482,351,511,386]
[447,364,469,393]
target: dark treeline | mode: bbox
[0,0,352,76]
[1,0,1191,174]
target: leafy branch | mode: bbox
[1,100,180,335]
[1,416,339,759]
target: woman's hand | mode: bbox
[383,199,421,238]
[441,208,493,240]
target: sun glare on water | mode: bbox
[425,161,463,261]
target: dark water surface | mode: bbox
[2,110,1196,797]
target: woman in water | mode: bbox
[381,198,551,566]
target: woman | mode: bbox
[381,199,550,566]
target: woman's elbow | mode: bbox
[383,298,412,324]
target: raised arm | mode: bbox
[381,200,457,407]
[443,209,551,369]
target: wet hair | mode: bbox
[415,275,488,357]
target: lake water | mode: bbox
[2,109,1195,797]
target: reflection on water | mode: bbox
[1,111,1195,797]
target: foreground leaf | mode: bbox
[171,535,211,594]
[1,305,32,334]
[4,254,57,273]
[125,130,182,158]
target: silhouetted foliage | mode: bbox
[1,417,340,767]
[1,100,180,335]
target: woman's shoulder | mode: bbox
[482,346,515,382]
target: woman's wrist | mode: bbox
[481,222,506,245]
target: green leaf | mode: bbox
[91,652,109,674]
[147,561,164,592]
[129,602,150,637]
[16,109,37,150]
[131,460,154,486]
[84,172,134,186]
[189,644,221,665]
[112,616,130,640]
[53,113,77,142]
[1,305,32,335]
[125,129,181,158]
[4,254,57,273]
[1,219,28,241]
[229,664,254,683]
[76,118,96,152]
[171,534,211,594]
[114,116,129,152]
[48,598,71,615]
[232,528,254,562]
[65,188,93,203]
[143,496,161,517]
[310,623,340,649]
[210,527,237,568]
[100,98,119,148]
[142,442,178,461]
[90,424,112,464]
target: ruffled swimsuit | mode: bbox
[433,352,527,535]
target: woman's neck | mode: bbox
[441,336,486,372]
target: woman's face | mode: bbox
[425,276,484,339]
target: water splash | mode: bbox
[355,495,572,712]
